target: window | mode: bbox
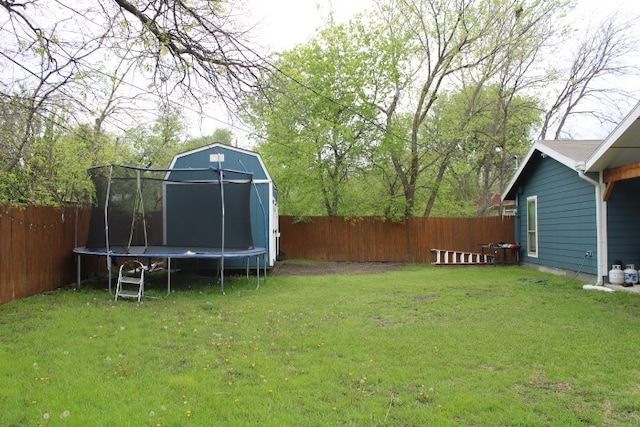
[526,196,538,257]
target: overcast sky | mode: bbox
[244,0,372,51]
[244,0,638,52]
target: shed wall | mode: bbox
[169,145,276,267]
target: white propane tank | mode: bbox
[609,264,624,285]
[624,264,638,285]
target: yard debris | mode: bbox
[518,278,549,285]
[582,285,615,293]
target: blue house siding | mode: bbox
[607,177,640,269]
[516,157,598,275]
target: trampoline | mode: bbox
[73,164,267,295]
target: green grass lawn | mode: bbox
[1,264,639,426]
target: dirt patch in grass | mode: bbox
[412,294,440,302]
[270,260,405,276]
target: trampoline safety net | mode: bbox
[85,164,255,252]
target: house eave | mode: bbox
[586,101,640,172]
[502,141,587,201]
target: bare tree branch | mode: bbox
[539,11,640,139]
[110,0,267,107]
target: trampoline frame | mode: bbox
[73,245,266,295]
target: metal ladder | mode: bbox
[115,260,145,302]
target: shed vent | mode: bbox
[209,153,225,163]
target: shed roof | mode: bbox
[169,143,272,182]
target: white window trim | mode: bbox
[526,195,539,258]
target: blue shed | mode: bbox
[167,144,279,269]
[503,101,640,286]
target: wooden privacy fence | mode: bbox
[278,216,516,263]
[0,206,515,304]
[0,205,92,305]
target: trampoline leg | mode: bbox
[220,257,225,294]
[255,255,260,290]
[166,257,171,297]
[108,258,113,294]
[76,255,81,288]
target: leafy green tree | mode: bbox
[127,104,185,168]
[0,117,132,205]
[365,0,569,217]
[246,20,379,216]
[426,87,539,217]
[28,119,93,205]
[183,128,234,152]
